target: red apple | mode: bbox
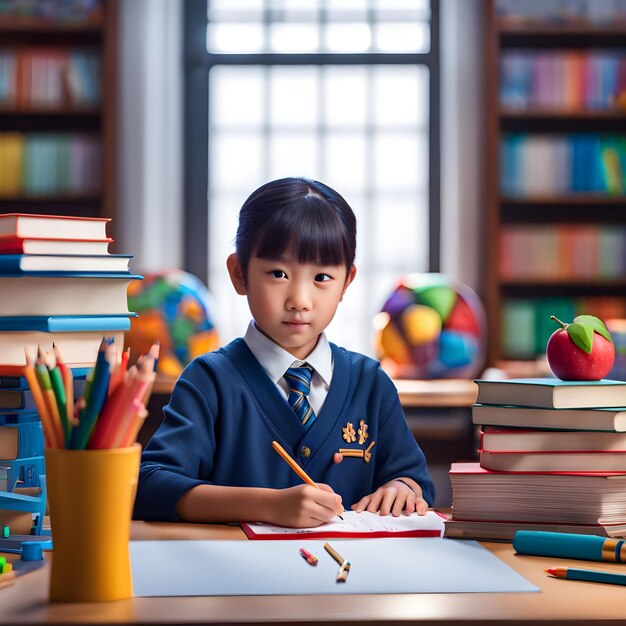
[546,315,615,381]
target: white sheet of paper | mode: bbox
[130,537,539,596]
[244,510,445,537]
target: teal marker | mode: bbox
[514,530,626,563]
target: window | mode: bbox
[184,0,440,355]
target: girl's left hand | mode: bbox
[350,479,428,517]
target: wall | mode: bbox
[116,0,183,271]
[440,0,486,297]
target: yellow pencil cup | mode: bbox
[45,444,140,603]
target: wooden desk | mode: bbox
[2,521,626,625]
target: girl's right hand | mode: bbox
[266,484,344,528]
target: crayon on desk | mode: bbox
[271,440,344,520]
[324,542,350,583]
[299,548,318,566]
[546,566,626,587]
[514,531,626,563]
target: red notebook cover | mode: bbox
[240,510,447,540]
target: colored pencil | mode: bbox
[546,566,626,586]
[44,349,68,443]
[69,338,112,450]
[54,345,76,431]
[35,347,64,447]
[23,348,60,449]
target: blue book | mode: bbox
[0,254,132,275]
[475,378,626,409]
[0,315,134,332]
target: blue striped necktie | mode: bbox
[284,365,316,429]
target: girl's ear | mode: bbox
[227,253,247,295]
[340,265,357,300]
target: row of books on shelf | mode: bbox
[447,377,626,541]
[500,225,626,281]
[0,49,101,109]
[501,297,626,359]
[496,0,626,25]
[500,51,626,112]
[0,213,138,368]
[0,0,103,23]
[0,133,100,196]
[500,134,626,196]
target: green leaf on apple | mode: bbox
[573,315,613,344]
[567,322,595,354]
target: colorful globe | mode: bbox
[374,274,486,379]
[126,270,220,377]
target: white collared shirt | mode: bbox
[243,321,332,415]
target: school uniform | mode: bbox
[134,326,435,522]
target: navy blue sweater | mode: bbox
[134,339,434,521]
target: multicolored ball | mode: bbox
[374,274,485,379]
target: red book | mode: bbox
[0,236,112,255]
[0,214,110,240]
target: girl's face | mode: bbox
[228,248,356,360]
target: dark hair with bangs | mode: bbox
[234,177,357,281]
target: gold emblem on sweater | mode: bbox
[342,422,356,443]
[338,441,376,463]
[339,420,374,463]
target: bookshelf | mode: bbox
[485,0,626,365]
[0,0,117,241]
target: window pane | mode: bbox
[208,23,264,53]
[324,66,368,128]
[270,23,319,53]
[209,0,263,12]
[373,132,426,190]
[376,21,430,53]
[210,67,265,128]
[269,132,319,180]
[372,195,428,268]
[323,133,368,189]
[373,65,428,127]
[325,23,371,52]
[270,67,319,128]
[209,131,264,190]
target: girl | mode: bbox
[134,177,434,527]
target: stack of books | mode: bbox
[0,213,140,536]
[446,377,626,541]
[0,213,139,370]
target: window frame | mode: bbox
[183,0,440,285]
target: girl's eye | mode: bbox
[315,273,332,282]
[271,270,287,279]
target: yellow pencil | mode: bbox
[271,440,344,519]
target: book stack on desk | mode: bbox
[0,213,140,536]
[446,377,626,541]
[0,213,140,370]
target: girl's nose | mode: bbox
[286,285,312,311]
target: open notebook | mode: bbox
[241,510,446,540]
